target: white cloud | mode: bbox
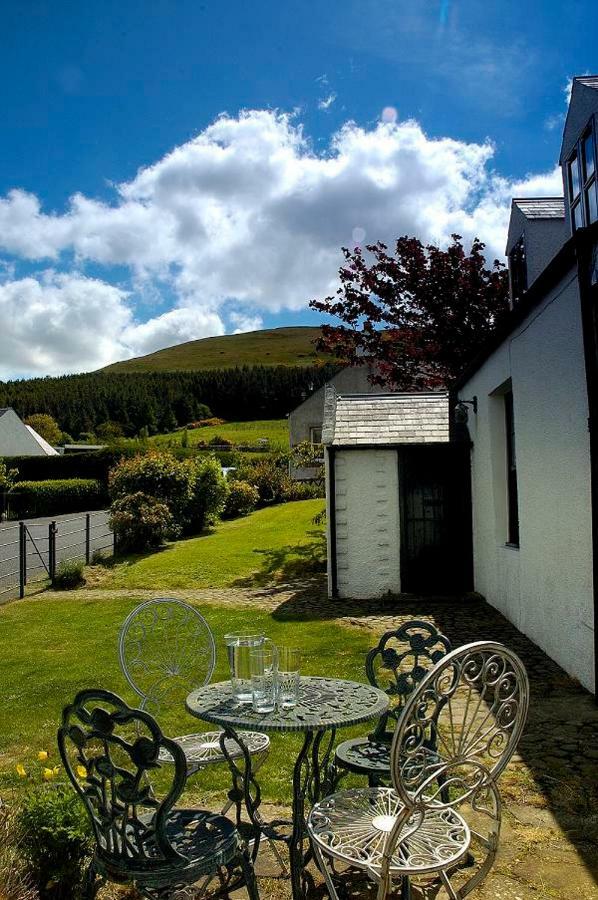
[229,312,263,334]
[318,92,337,111]
[0,109,566,377]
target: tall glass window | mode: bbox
[568,121,598,231]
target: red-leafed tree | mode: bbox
[310,234,510,390]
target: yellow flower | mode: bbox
[42,767,56,781]
[76,765,87,780]
[16,763,27,778]
[38,750,49,762]
[53,765,60,776]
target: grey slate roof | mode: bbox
[512,198,564,220]
[577,76,598,90]
[322,387,450,446]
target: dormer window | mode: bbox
[509,235,527,305]
[568,120,598,230]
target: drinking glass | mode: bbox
[277,647,301,709]
[224,633,276,704]
[251,647,277,714]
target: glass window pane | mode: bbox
[573,200,584,230]
[570,152,580,198]
[583,131,596,182]
[588,182,598,224]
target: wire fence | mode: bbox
[0,511,113,602]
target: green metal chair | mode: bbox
[58,688,259,899]
[333,620,451,786]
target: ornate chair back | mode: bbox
[391,640,529,811]
[365,620,451,743]
[57,689,187,873]
[118,598,216,712]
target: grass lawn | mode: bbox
[94,499,325,590]
[149,418,289,451]
[0,591,370,807]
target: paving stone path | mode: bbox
[55,577,598,899]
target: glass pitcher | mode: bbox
[224,633,277,703]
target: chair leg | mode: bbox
[400,875,412,900]
[312,840,343,900]
[83,860,103,899]
[239,848,260,900]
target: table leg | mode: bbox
[218,726,263,861]
[289,727,337,900]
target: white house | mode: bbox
[323,389,473,599]
[456,75,598,694]
[0,408,59,457]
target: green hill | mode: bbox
[103,326,331,373]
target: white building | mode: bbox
[323,389,473,600]
[456,76,598,693]
[0,408,59,457]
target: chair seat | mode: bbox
[159,730,270,769]
[307,787,470,876]
[335,736,391,775]
[97,809,240,888]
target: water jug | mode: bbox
[224,633,277,703]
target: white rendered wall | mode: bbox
[460,269,594,691]
[327,448,401,599]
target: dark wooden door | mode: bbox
[400,446,473,594]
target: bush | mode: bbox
[187,417,225,429]
[109,492,175,553]
[108,450,194,524]
[237,456,291,505]
[18,787,92,899]
[208,435,233,447]
[8,480,105,519]
[2,447,137,486]
[223,480,259,518]
[186,456,229,531]
[281,479,324,501]
[53,560,85,590]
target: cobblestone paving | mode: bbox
[62,576,598,899]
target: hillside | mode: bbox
[102,326,332,373]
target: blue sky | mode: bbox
[0,0,594,377]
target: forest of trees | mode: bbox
[0,364,341,438]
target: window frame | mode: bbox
[567,116,598,231]
[509,234,528,305]
[309,425,323,445]
[504,390,520,547]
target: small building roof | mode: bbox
[322,388,450,446]
[24,424,60,456]
[512,198,564,220]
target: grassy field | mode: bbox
[150,417,289,451]
[103,326,330,373]
[92,500,326,590]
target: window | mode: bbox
[568,120,598,230]
[309,426,322,444]
[509,235,527,304]
[505,391,519,546]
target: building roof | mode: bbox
[322,388,450,446]
[512,198,564,219]
[577,76,598,90]
[24,425,59,456]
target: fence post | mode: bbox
[49,521,57,583]
[85,514,91,564]
[19,522,26,598]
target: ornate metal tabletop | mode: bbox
[186,676,389,733]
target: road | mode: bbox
[0,510,111,601]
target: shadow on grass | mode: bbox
[231,530,327,588]
[272,580,598,887]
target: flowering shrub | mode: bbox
[109,491,175,553]
[14,750,92,899]
[108,450,194,524]
[223,480,259,518]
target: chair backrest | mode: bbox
[118,598,216,709]
[58,689,187,869]
[365,620,451,741]
[391,641,529,810]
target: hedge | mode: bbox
[8,479,107,519]
[0,448,136,486]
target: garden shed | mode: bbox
[323,387,472,599]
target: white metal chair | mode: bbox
[118,599,270,792]
[308,641,529,899]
